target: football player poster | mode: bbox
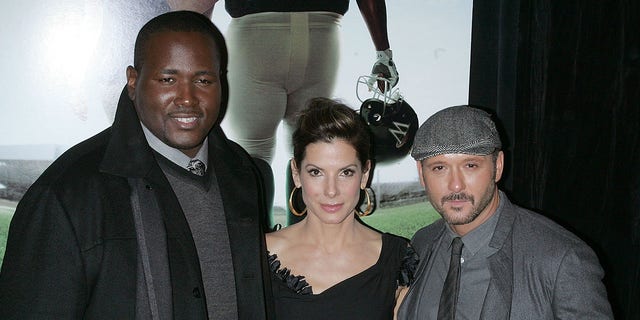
[0,1,473,262]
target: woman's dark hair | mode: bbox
[132,10,229,124]
[292,97,371,170]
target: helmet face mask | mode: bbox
[356,75,400,107]
[357,75,419,164]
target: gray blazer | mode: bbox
[398,192,613,319]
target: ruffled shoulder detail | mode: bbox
[398,244,419,287]
[268,252,313,295]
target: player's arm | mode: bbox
[356,0,390,51]
[356,0,399,88]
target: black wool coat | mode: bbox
[0,88,275,319]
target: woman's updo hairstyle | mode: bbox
[292,97,371,170]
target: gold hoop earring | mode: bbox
[288,187,307,217]
[356,188,374,217]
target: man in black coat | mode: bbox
[0,11,274,319]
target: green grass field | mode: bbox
[1,208,14,268]
[361,202,440,239]
[0,202,440,267]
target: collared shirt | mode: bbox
[140,122,237,318]
[456,200,502,320]
[140,122,208,172]
[416,195,504,319]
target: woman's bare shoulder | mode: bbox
[266,224,301,253]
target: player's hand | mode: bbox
[371,49,399,91]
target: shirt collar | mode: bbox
[140,122,208,171]
[445,192,504,257]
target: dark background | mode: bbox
[469,0,640,318]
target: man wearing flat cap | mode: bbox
[397,105,613,319]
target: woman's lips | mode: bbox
[321,203,343,213]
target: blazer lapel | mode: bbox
[480,196,516,320]
[480,249,513,319]
[398,221,446,319]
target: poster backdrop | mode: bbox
[0,0,472,210]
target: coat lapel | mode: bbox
[480,249,512,319]
[480,194,516,319]
[208,127,272,318]
[397,221,446,319]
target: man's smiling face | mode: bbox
[126,31,221,157]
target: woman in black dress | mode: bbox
[266,97,417,319]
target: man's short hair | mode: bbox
[133,10,226,71]
[411,105,502,161]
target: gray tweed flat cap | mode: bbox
[411,105,501,160]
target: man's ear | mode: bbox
[495,151,505,182]
[125,66,138,101]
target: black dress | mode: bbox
[268,233,418,320]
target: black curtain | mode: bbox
[469,0,640,319]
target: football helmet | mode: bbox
[357,75,419,164]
